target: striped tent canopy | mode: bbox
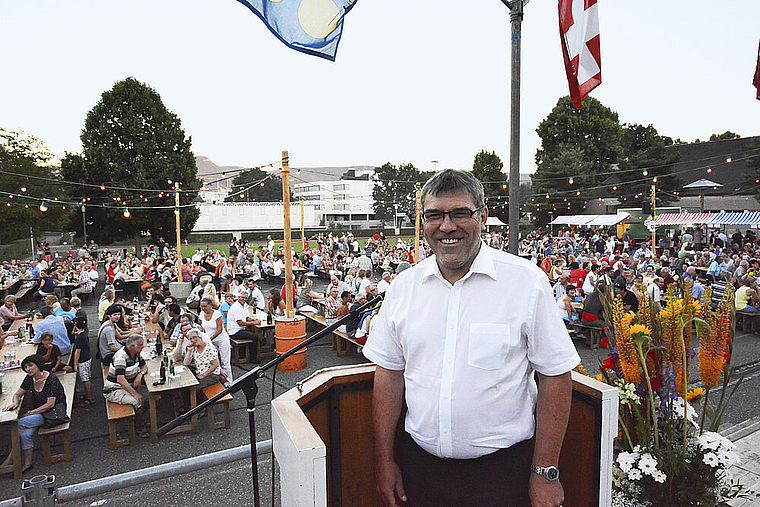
[654,213,715,225]
[708,212,760,225]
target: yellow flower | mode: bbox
[621,312,636,328]
[687,387,705,402]
[629,324,651,337]
[595,374,604,382]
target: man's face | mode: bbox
[110,311,122,323]
[422,190,486,278]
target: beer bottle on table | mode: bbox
[160,360,166,383]
[156,336,162,356]
[267,312,273,325]
[169,360,175,376]
[26,315,34,341]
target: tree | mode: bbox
[0,129,67,243]
[227,167,285,202]
[709,131,741,141]
[372,162,422,223]
[615,123,680,209]
[472,150,506,197]
[530,96,625,225]
[60,77,201,250]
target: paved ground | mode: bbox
[1,268,759,505]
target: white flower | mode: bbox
[627,468,643,481]
[617,451,637,473]
[672,397,699,426]
[718,450,739,467]
[697,431,734,452]
[652,470,667,483]
[638,453,658,476]
[703,452,720,467]
[616,380,641,405]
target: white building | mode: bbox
[292,169,381,229]
[192,202,321,236]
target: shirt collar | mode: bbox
[423,241,498,284]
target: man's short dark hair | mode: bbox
[40,306,53,317]
[340,291,352,300]
[104,304,123,317]
[421,169,485,211]
[168,303,181,316]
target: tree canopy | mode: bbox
[0,129,67,243]
[472,149,506,198]
[60,77,201,248]
[372,162,430,223]
[227,167,286,202]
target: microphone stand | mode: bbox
[156,293,384,507]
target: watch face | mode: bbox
[546,467,559,481]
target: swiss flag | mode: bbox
[559,0,601,109]
[754,40,760,101]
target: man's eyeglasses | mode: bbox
[422,206,484,225]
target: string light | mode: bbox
[568,177,574,185]
[123,208,131,218]
[39,200,48,212]
[20,186,27,193]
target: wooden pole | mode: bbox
[175,182,183,282]
[414,189,421,263]
[301,197,305,251]
[651,184,656,250]
[282,151,295,319]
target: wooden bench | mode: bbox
[230,338,253,365]
[201,382,232,431]
[571,322,604,349]
[38,372,76,465]
[736,310,760,333]
[14,282,36,304]
[300,312,359,357]
[101,366,135,449]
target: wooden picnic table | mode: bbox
[141,319,199,441]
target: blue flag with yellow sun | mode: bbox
[236,0,357,61]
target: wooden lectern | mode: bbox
[272,364,618,507]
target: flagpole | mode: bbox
[504,0,524,255]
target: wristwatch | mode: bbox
[531,465,560,482]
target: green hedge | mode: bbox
[0,239,33,261]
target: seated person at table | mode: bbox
[98,304,126,366]
[219,293,234,328]
[557,285,579,325]
[581,290,606,329]
[33,306,71,355]
[295,278,323,314]
[102,334,150,438]
[31,270,57,309]
[267,288,285,317]
[1,295,27,332]
[324,287,340,319]
[0,355,68,473]
[186,276,211,310]
[54,297,76,321]
[98,287,116,322]
[35,332,62,372]
[735,277,760,314]
[72,317,94,407]
[226,291,262,352]
[172,321,212,363]
[182,329,222,398]
[614,277,639,313]
[246,279,266,311]
[169,315,202,346]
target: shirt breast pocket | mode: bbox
[468,323,513,371]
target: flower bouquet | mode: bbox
[592,280,759,506]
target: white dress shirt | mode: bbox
[363,244,580,459]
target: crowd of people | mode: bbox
[517,226,760,333]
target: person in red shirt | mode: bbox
[568,262,588,290]
[540,255,553,275]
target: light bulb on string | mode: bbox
[39,200,48,212]
[20,186,27,193]
[568,177,574,185]
[100,186,105,191]
[707,167,712,173]
[643,170,648,176]
[123,208,131,218]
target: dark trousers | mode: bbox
[397,432,533,507]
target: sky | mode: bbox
[1,1,758,176]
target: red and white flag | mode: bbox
[753,40,760,101]
[559,0,601,109]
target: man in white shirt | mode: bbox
[272,255,285,277]
[364,170,578,507]
[376,272,391,294]
[226,291,262,360]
